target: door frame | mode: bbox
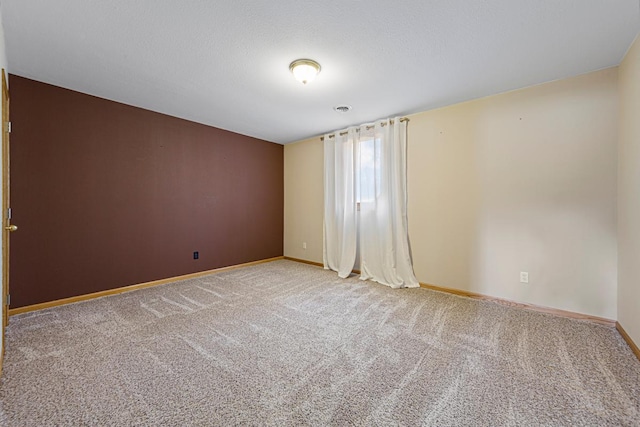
[1,68,10,373]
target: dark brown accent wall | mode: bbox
[9,75,283,308]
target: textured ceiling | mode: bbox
[3,1,639,144]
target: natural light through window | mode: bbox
[356,136,381,204]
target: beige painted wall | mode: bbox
[284,136,324,262]
[618,33,640,346]
[408,68,618,319]
[284,67,619,319]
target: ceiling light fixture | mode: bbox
[289,59,321,85]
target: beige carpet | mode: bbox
[0,260,638,426]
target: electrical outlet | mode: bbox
[520,272,529,283]
[302,242,307,250]
[193,251,199,260]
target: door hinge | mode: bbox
[6,294,9,306]
[6,207,11,220]
[6,121,10,133]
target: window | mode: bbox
[355,136,381,204]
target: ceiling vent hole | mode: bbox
[334,105,352,113]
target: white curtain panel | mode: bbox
[324,118,418,288]
[357,119,418,288]
[323,127,358,278]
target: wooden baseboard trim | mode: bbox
[283,257,615,326]
[616,322,640,361]
[282,258,614,327]
[419,282,615,327]
[283,256,324,268]
[9,256,284,316]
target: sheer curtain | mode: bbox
[358,119,418,288]
[323,127,358,278]
[324,118,418,288]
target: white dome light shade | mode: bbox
[289,59,321,85]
